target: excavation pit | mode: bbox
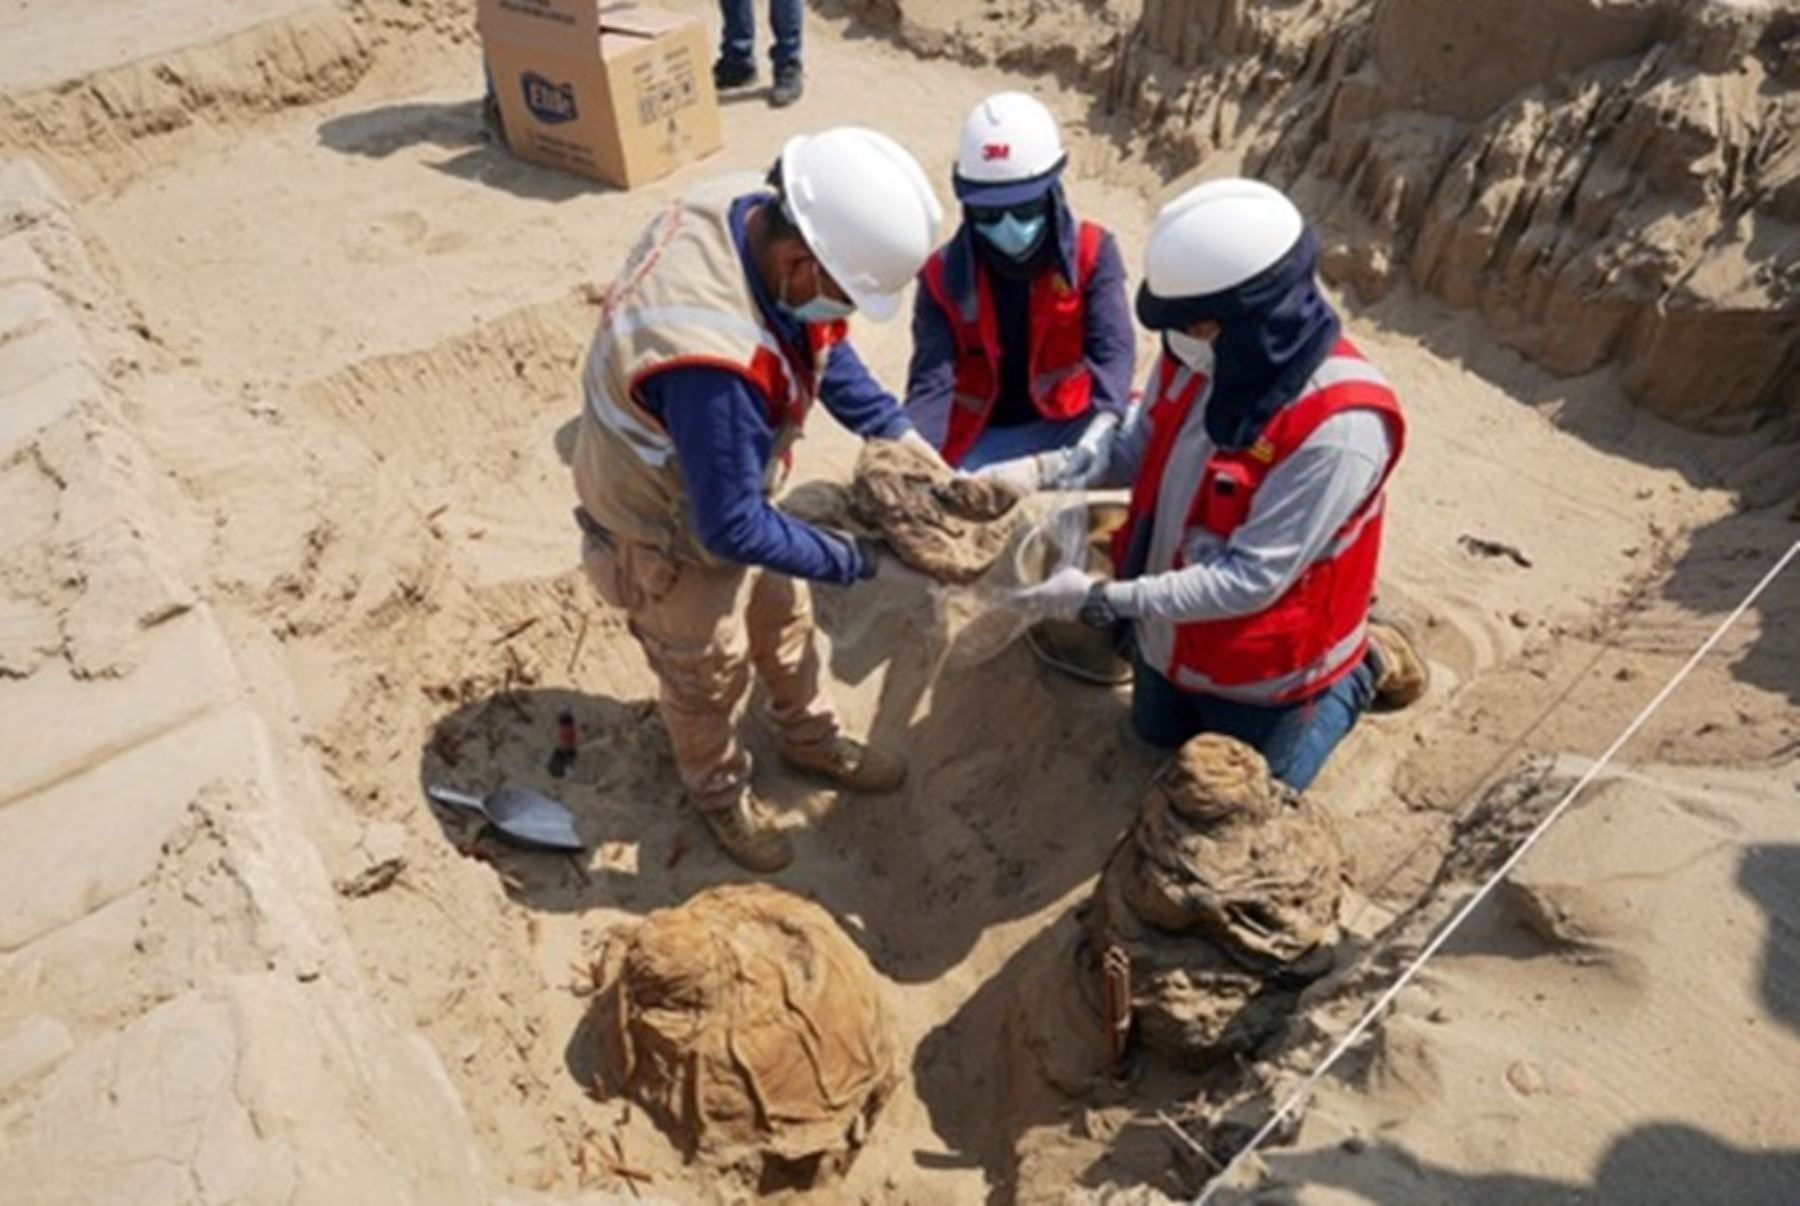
[2,0,1795,1202]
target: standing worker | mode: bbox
[1011,179,1428,791]
[714,0,806,108]
[905,93,1134,480]
[571,127,947,872]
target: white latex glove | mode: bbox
[893,428,952,474]
[1013,567,1097,621]
[973,453,1047,494]
[1037,445,1092,491]
[1037,414,1122,491]
[1065,413,1121,489]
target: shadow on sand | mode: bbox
[1255,1123,1800,1206]
[316,97,605,204]
[1739,842,1800,1040]
[416,585,1157,985]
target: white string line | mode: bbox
[1195,535,1800,1205]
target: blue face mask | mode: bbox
[783,295,856,324]
[778,263,856,325]
[976,212,1048,260]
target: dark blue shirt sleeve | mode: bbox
[819,339,913,440]
[903,286,957,450]
[640,366,866,584]
[1084,232,1136,418]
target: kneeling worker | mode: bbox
[905,92,1134,477]
[572,128,947,872]
[1015,179,1428,790]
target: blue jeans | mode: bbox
[720,0,803,69]
[1129,648,1378,791]
[960,414,1092,472]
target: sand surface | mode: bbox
[1,1,1796,1203]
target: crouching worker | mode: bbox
[571,127,947,871]
[1017,179,1428,791]
[905,92,1134,480]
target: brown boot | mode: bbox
[698,794,793,873]
[1367,620,1430,711]
[779,736,906,794]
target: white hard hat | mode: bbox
[953,92,1067,206]
[1139,178,1306,327]
[779,127,945,323]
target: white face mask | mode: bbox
[1166,330,1215,373]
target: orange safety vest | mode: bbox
[1115,338,1406,703]
[919,221,1106,466]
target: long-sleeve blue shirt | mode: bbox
[638,194,913,584]
[904,215,1136,451]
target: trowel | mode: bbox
[426,784,584,853]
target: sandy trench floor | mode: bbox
[4,0,1799,1202]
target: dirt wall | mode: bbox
[836,0,1800,436]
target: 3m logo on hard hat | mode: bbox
[521,72,577,125]
[982,143,1011,161]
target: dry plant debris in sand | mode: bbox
[1088,734,1348,1067]
[847,438,1026,584]
[587,883,895,1179]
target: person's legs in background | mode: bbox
[960,412,1092,473]
[715,0,758,88]
[768,0,803,69]
[768,0,805,106]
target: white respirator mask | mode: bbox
[1165,330,1215,374]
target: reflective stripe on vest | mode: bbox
[584,304,783,466]
[1128,339,1405,705]
[1036,359,1088,391]
[1109,355,1203,574]
[584,304,838,467]
[952,390,988,414]
[1323,491,1384,560]
[1172,619,1369,703]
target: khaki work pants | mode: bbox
[581,533,840,812]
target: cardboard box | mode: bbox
[479,0,723,189]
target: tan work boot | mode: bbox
[1367,620,1430,711]
[698,794,793,873]
[779,736,907,794]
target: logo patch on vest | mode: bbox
[1052,274,1072,294]
[521,72,578,125]
[1249,438,1277,463]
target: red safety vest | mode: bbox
[1115,338,1406,703]
[920,222,1106,466]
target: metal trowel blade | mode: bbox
[480,786,584,852]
